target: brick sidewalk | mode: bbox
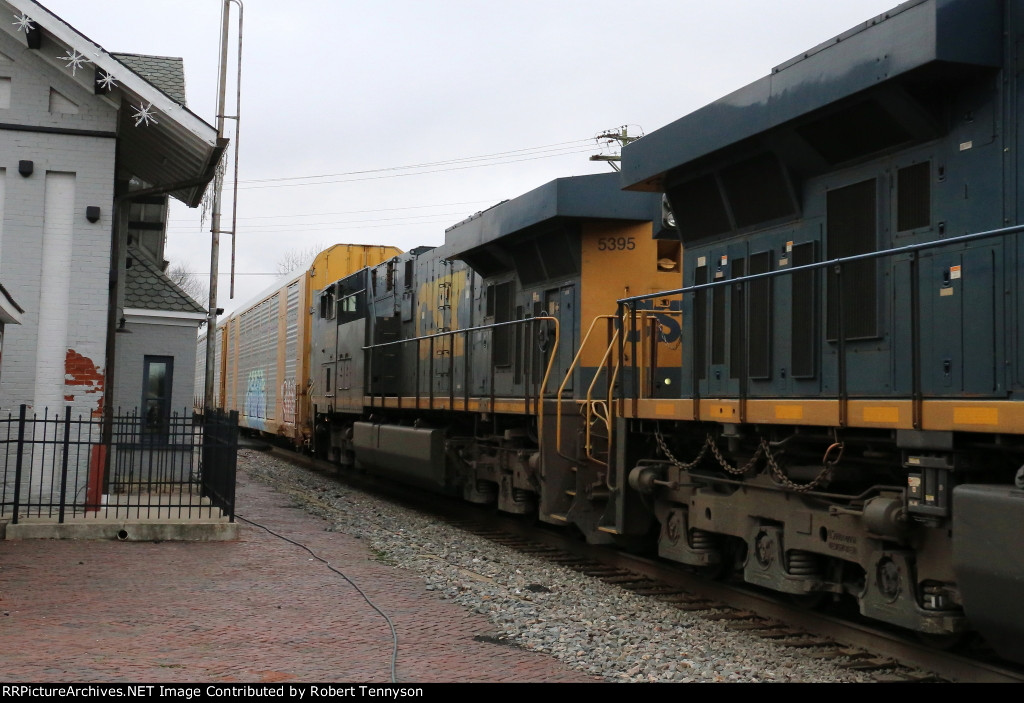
[0,467,600,683]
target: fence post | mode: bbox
[57,406,71,523]
[12,405,26,525]
[227,410,237,522]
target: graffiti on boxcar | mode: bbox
[281,378,296,426]
[244,369,266,425]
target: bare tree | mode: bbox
[277,243,325,276]
[167,262,209,304]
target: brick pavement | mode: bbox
[0,466,601,683]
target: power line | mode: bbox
[228,146,597,190]
[176,200,496,222]
[168,219,462,237]
[229,138,595,185]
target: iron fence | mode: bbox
[0,405,237,523]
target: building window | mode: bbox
[142,356,174,437]
[127,194,168,263]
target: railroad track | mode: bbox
[260,443,1024,683]
[440,514,1024,683]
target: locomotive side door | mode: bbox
[542,284,576,395]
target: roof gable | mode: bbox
[2,0,224,206]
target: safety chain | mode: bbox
[762,438,839,493]
[654,427,759,476]
[653,425,709,471]
[706,436,764,476]
[653,424,842,492]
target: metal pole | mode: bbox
[229,1,244,299]
[204,0,234,413]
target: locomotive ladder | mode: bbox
[556,309,666,469]
[556,315,617,468]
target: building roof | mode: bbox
[124,247,206,315]
[5,0,225,207]
[110,53,187,107]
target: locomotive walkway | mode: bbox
[0,460,598,683]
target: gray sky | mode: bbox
[39,0,901,315]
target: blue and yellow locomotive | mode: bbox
[257,0,1024,663]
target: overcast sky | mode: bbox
[38,0,901,315]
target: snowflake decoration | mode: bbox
[131,102,159,127]
[12,13,34,33]
[58,49,90,77]
[96,70,118,92]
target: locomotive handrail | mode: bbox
[362,317,557,348]
[363,316,559,461]
[616,222,1024,306]
[583,327,620,469]
[614,221,1024,416]
[555,314,616,461]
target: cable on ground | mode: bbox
[236,513,400,683]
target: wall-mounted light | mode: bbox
[117,316,132,334]
[86,206,100,223]
[18,160,32,177]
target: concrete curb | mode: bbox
[3,520,239,541]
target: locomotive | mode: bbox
[209,0,1024,664]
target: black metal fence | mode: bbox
[0,406,237,524]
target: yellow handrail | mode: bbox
[555,315,617,457]
[583,329,620,466]
[534,316,560,472]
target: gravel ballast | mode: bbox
[240,449,880,683]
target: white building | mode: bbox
[0,0,222,424]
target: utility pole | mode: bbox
[590,125,641,171]
[204,0,243,413]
